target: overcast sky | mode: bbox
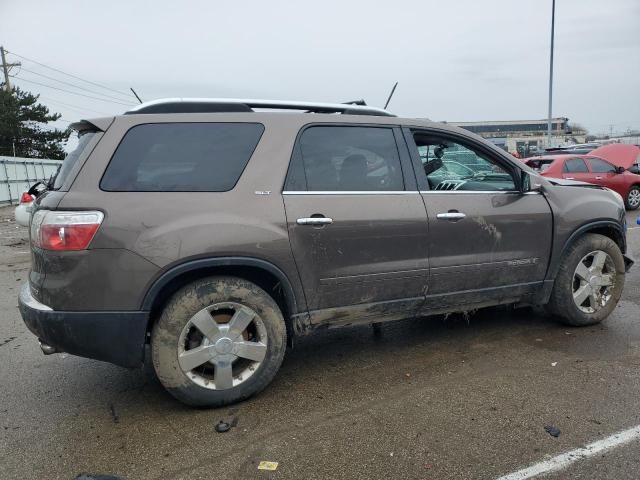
[2,0,639,135]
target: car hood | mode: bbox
[589,144,640,169]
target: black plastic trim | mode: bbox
[141,256,301,315]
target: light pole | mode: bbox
[547,0,556,147]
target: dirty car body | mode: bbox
[18,99,634,406]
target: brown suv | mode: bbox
[18,99,633,407]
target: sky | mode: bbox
[1,0,639,136]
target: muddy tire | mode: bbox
[547,233,625,326]
[626,185,640,210]
[151,276,287,407]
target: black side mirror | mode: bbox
[629,165,640,175]
[615,166,625,174]
[424,158,443,176]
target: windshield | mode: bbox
[51,130,98,190]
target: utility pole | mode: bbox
[546,0,556,147]
[1,46,21,92]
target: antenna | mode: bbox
[130,87,143,104]
[384,82,398,109]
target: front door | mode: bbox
[403,128,553,309]
[283,125,429,324]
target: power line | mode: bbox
[19,66,138,104]
[38,97,111,116]
[12,76,135,107]
[5,49,135,100]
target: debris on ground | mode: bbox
[75,474,126,480]
[551,362,558,367]
[257,461,278,471]
[215,416,238,433]
[544,425,561,437]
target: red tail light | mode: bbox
[20,192,34,204]
[30,210,104,251]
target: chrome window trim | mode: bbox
[282,191,418,195]
[419,190,540,195]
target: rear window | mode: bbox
[53,130,98,190]
[100,123,264,192]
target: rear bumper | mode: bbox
[18,283,149,368]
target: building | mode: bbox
[452,118,587,157]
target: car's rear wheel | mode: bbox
[151,276,287,407]
[547,233,625,326]
[626,185,640,210]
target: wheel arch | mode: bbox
[548,220,626,281]
[141,257,303,342]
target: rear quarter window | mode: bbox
[100,122,264,192]
[53,130,99,190]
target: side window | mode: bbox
[564,158,588,173]
[589,158,616,173]
[411,131,516,191]
[287,126,404,191]
[101,123,264,192]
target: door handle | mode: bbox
[436,212,466,220]
[595,176,603,180]
[565,177,575,180]
[297,217,333,226]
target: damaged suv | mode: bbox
[19,99,633,407]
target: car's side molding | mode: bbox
[546,219,626,281]
[140,256,301,316]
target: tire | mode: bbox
[151,276,287,407]
[547,233,625,326]
[625,185,640,210]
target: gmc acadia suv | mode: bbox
[18,98,634,407]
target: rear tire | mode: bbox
[626,185,640,210]
[547,233,625,326]
[151,276,287,407]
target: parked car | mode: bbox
[544,142,601,155]
[13,182,48,226]
[18,98,633,407]
[524,154,640,210]
[14,192,34,226]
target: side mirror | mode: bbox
[521,171,543,193]
[615,166,625,174]
[629,165,640,175]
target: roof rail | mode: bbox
[125,98,395,117]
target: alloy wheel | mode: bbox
[572,250,616,314]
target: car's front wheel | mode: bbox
[151,276,287,407]
[547,233,625,326]
[626,185,640,210]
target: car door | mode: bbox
[586,157,627,196]
[561,157,592,183]
[402,127,553,311]
[282,124,429,325]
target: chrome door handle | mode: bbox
[436,212,466,220]
[297,217,333,226]
[595,176,603,180]
[565,177,575,180]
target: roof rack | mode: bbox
[125,98,395,117]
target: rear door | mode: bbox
[283,124,429,320]
[562,157,592,183]
[403,127,553,308]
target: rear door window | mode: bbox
[285,126,404,191]
[563,158,588,173]
[101,123,264,191]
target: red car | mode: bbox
[524,154,640,210]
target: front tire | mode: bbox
[151,276,287,407]
[547,234,625,326]
[626,185,640,210]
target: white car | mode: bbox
[14,192,34,227]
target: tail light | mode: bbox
[20,192,34,204]
[30,210,104,251]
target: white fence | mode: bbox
[0,156,62,205]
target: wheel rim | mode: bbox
[628,188,640,208]
[177,302,268,390]
[572,250,616,314]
